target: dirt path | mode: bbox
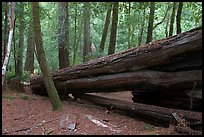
[2,87,177,135]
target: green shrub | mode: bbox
[6,70,16,81]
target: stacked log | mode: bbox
[30,27,202,111]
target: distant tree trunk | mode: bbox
[99,3,112,52]
[58,2,70,69]
[146,2,155,44]
[3,3,9,61]
[128,2,131,49]
[138,4,146,46]
[24,23,34,73]
[169,2,177,37]
[176,2,183,34]
[73,2,78,65]
[83,2,91,62]
[108,2,119,55]
[32,2,62,110]
[74,17,83,65]
[16,2,25,78]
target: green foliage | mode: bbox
[143,124,155,131]
[3,95,16,101]
[6,70,16,82]
[85,51,107,61]
[20,94,29,100]
[6,70,30,82]
[2,2,202,75]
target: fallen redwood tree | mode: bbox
[30,27,202,86]
[77,93,202,130]
[30,27,202,111]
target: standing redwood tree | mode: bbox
[32,2,62,110]
[146,2,155,44]
[176,2,183,34]
[2,2,15,87]
[58,2,70,69]
[16,2,25,78]
[169,2,177,37]
[83,2,91,62]
[24,23,35,73]
[99,3,112,52]
[108,2,119,55]
[138,3,146,46]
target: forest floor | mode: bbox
[2,86,180,135]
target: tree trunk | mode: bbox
[83,2,91,62]
[32,2,62,110]
[128,2,131,49]
[16,2,25,78]
[2,2,15,87]
[138,3,146,46]
[3,3,9,61]
[31,28,202,101]
[24,23,35,73]
[146,2,155,44]
[78,94,202,128]
[169,2,177,37]
[99,3,112,52]
[73,2,78,65]
[58,2,70,69]
[30,27,202,84]
[108,2,119,55]
[176,2,183,34]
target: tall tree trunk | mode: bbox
[32,2,62,110]
[99,3,112,52]
[176,2,183,34]
[24,23,35,73]
[128,2,131,49]
[138,3,146,46]
[2,2,15,87]
[165,15,169,38]
[3,3,9,62]
[73,2,78,65]
[74,17,83,65]
[83,2,91,62]
[108,2,119,55]
[146,2,155,44]
[16,2,25,78]
[169,2,177,37]
[58,2,70,69]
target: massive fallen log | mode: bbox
[30,27,202,90]
[31,69,202,95]
[77,93,202,128]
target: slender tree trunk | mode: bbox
[108,2,119,55]
[83,2,91,62]
[74,17,83,65]
[73,2,78,65]
[99,3,112,52]
[169,2,177,37]
[146,2,155,44]
[3,3,9,61]
[32,2,62,110]
[138,4,146,46]
[16,2,25,78]
[176,2,183,34]
[2,2,15,87]
[128,2,131,49]
[58,2,70,69]
[24,23,35,73]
